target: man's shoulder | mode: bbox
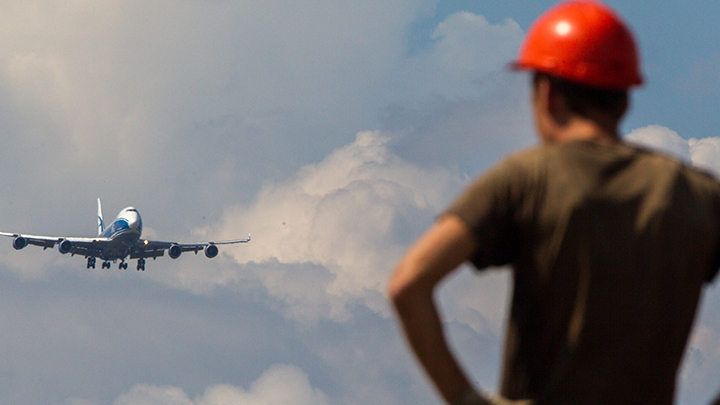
[617,142,720,201]
[628,142,720,186]
[491,145,548,174]
[679,163,720,196]
[482,141,720,190]
[504,144,548,162]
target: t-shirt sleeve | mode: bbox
[708,266,720,284]
[444,159,525,270]
[706,181,720,284]
[709,237,720,283]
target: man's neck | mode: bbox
[548,116,620,144]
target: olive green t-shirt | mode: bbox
[446,140,720,404]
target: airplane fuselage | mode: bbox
[97,207,143,261]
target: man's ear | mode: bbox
[546,81,570,125]
[533,78,551,111]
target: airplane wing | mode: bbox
[130,234,251,259]
[0,230,250,265]
[0,232,111,256]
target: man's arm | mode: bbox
[388,214,479,403]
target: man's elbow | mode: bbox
[388,260,431,313]
[387,269,410,309]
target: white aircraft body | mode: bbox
[0,199,250,271]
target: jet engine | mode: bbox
[168,244,182,259]
[12,236,27,250]
[204,244,219,259]
[58,239,73,254]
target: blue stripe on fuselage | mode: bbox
[100,219,131,239]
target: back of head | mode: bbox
[533,72,628,122]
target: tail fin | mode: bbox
[97,198,104,236]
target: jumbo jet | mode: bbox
[0,199,250,271]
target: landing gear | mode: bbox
[87,256,144,271]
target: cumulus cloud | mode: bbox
[625,125,691,162]
[625,124,720,178]
[688,137,720,177]
[173,130,466,320]
[399,13,524,103]
[111,364,328,405]
[122,126,518,335]
[437,267,512,335]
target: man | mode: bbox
[389,1,720,404]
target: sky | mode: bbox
[0,1,718,404]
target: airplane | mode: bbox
[0,199,250,271]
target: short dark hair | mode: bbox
[533,72,628,121]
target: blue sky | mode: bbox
[0,1,717,404]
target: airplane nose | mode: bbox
[132,213,142,232]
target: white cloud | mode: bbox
[437,267,512,335]
[111,365,329,405]
[625,125,691,162]
[132,127,517,329]
[688,137,720,178]
[625,124,720,179]
[399,13,523,103]
[171,130,466,320]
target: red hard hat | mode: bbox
[510,0,643,90]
